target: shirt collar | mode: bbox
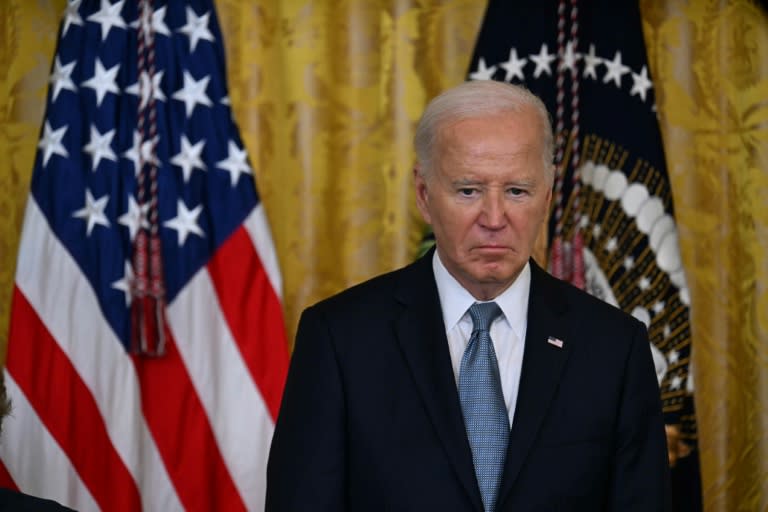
[432,249,531,340]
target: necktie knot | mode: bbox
[468,302,502,333]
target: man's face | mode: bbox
[415,109,552,300]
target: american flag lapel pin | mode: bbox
[547,336,564,348]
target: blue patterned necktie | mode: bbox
[459,302,509,512]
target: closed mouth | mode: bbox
[474,245,509,251]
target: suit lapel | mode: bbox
[393,251,484,512]
[497,262,572,507]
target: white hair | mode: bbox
[414,80,554,179]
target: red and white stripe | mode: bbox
[0,198,289,511]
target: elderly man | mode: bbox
[266,80,671,511]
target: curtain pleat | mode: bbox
[642,1,768,509]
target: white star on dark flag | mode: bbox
[602,51,630,88]
[582,44,601,80]
[81,58,121,106]
[122,131,159,177]
[117,195,150,241]
[164,199,205,245]
[86,0,127,41]
[499,48,527,82]
[530,43,556,78]
[172,135,207,183]
[38,121,69,167]
[62,0,84,37]
[560,40,580,72]
[469,57,497,81]
[131,5,171,42]
[111,260,134,307]
[172,70,213,117]
[50,57,78,102]
[630,66,653,102]
[125,70,166,109]
[216,141,252,186]
[83,124,118,171]
[72,189,111,236]
[178,6,215,52]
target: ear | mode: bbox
[545,174,553,209]
[414,166,432,225]
[545,165,555,211]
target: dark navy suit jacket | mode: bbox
[0,489,75,511]
[266,250,671,511]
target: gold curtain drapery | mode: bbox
[0,0,66,361]
[641,1,768,510]
[216,0,486,344]
[1,1,766,510]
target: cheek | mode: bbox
[434,211,475,246]
[510,207,546,237]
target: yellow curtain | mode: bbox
[215,0,486,345]
[641,1,768,510]
[0,0,67,362]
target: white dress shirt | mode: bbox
[432,251,530,427]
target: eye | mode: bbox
[458,187,478,197]
[507,187,525,196]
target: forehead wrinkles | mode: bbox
[439,114,537,149]
[436,130,542,174]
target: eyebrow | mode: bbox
[450,178,537,187]
[451,178,482,186]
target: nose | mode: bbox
[480,190,506,230]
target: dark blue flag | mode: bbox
[466,1,701,509]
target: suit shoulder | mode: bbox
[538,266,644,331]
[0,488,75,511]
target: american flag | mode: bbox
[0,0,289,510]
[546,336,564,349]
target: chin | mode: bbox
[471,268,510,283]
[478,262,522,281]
